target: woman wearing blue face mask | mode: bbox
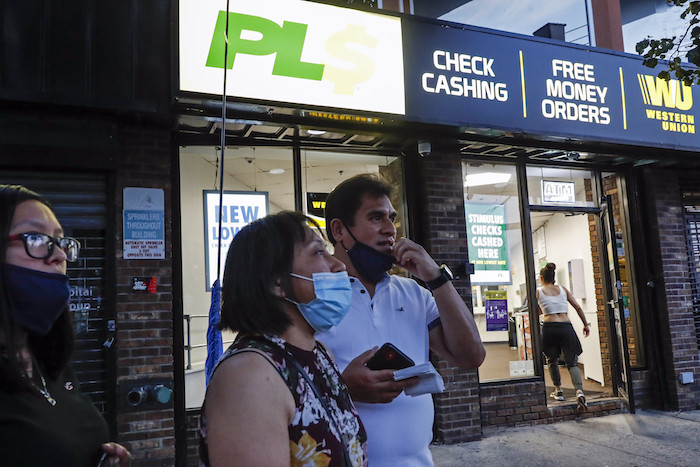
[200,211,367,466]
[0,185,130,466]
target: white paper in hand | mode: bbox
[393,362,445,396]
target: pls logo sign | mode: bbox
[180,0,405,115]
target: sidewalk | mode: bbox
[430,409,700,466]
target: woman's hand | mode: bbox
[100,442,131,466]
[582,323,591,338]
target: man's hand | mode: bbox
[392,238,441,283]
[342,347,418,403]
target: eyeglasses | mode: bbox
[7,232,81,262]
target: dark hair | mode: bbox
[540,262,556,284]
[0,185,74,393]
[219,211,322,335]
[324,173,394,245]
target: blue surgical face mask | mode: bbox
[286,271,352,333]
[3,264,70,336]
[342,227,395,284]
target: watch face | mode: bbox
[442,265,454,280]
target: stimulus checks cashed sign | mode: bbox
[465,203,511,285]
[203,190,268,291]
[179,0,700,153]
[179,0,404,115]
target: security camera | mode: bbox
[418,141,431,157]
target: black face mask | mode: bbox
[342,227,395,284]
[4,264,70,336]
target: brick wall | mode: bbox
[115,126,176,465]
[186,411,201,466]
[417,150,482,443]
[479,381,624,428]
[632,369,658,408]
[643,168,699,411]
[479,381,547,427]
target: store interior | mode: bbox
[179,146,617,408]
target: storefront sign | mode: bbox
[203,190,269,290]
[542,180,575,204]
[179,0,404,115]
[465,203,511,285]
[179,1,700,152]
[123,188,165,260]
[401,19,700,151]
[484,290,508,331]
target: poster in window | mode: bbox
[306,192,328,228]
[465,203,511,285]
[203,190,269,291]
[485,290,508,332]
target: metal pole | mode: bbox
[216,1,231,284]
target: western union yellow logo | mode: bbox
[637,74,693,110]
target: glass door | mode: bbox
[600,194,635,412]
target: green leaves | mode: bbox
[637,1,700,84]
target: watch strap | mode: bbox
[425,266,451,291]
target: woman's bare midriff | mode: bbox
[540,284,571,323]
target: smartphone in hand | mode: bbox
[366,343,415,370]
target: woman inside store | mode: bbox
[0,185,131,466]
[200,211,367,466]
[537,262,590,412]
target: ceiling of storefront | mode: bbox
[179,145,396,211]
[176,98,700,170]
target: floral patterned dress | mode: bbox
[200,334,368,467]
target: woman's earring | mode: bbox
[273,280,285,298]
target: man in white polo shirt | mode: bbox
[317,174,485,467]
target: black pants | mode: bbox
[542,321,583,389]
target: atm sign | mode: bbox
[542,180,575,204]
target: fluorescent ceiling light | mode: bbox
[307,129,326,135]
[269,168,285,175]
[464,172,512,187]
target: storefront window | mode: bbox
[300,150,406,248]
[462,162,533,381]
[180,146,404,408]
[180,146,295,409]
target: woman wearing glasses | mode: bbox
[0,185,130,466]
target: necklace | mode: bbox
[31,358,57,406]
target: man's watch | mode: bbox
[425,265,454,291]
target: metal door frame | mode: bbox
[599,194,635,412]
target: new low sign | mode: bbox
[203,190,269,290]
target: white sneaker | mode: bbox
[550,390,564,401]
[576,390,587,412]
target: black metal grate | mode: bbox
[685,214,700,349]
[682,183,700,350]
